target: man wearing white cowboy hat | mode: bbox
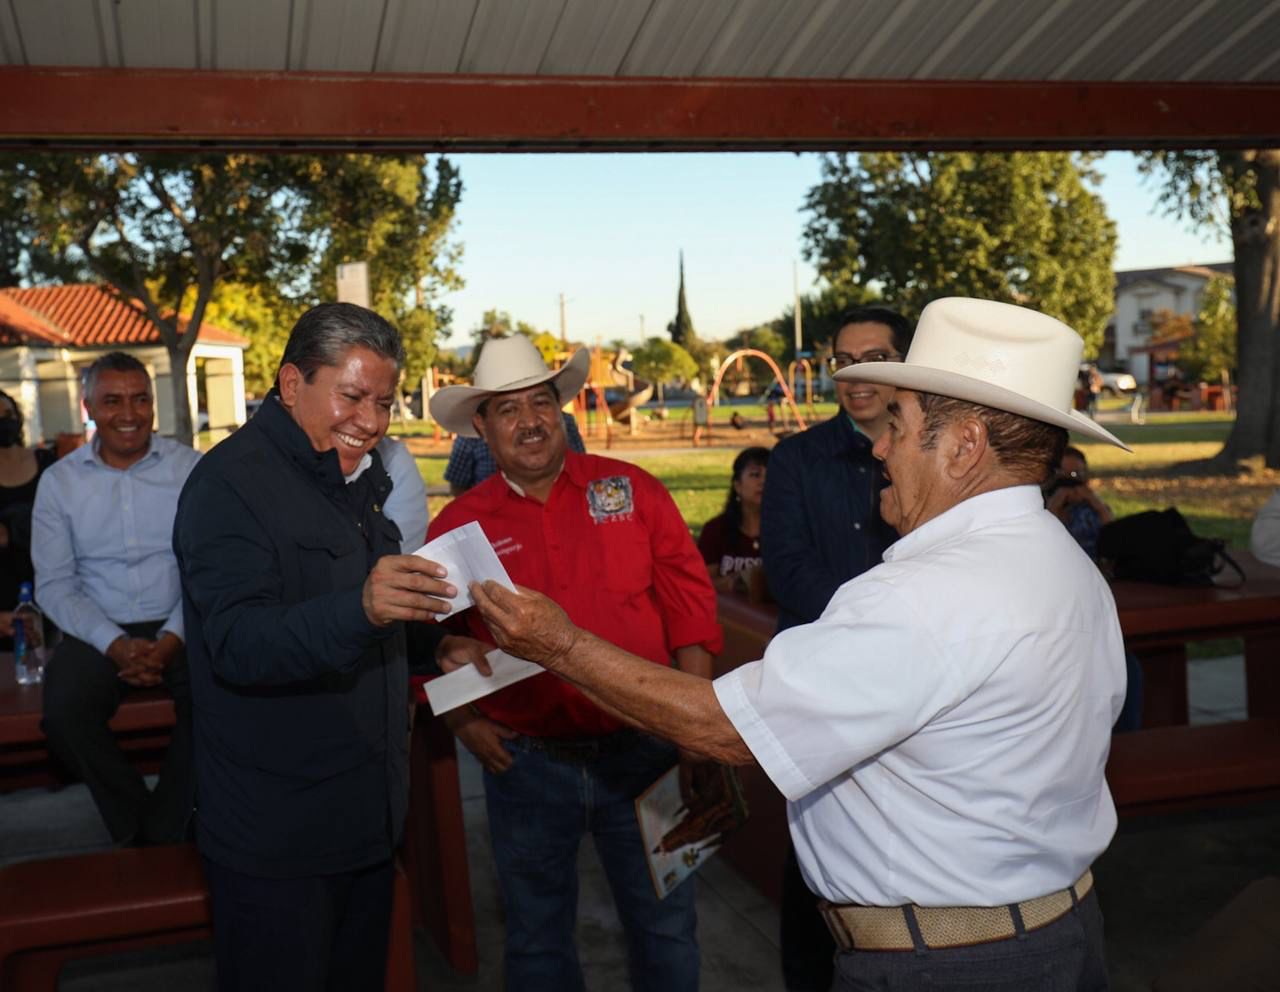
[426,334,721,992]
[468,298,1130,990]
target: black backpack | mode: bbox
[1098,508,1244,587]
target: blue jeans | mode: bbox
[484,731,699,992]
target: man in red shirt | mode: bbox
[428,336,722,992]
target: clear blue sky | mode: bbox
[438,151,1229,349]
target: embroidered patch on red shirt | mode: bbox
[586,475,635,523]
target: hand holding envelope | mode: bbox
[412,521,515,614]
[425,648,543,716]
[411,521,541,713]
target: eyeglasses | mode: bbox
[827,351,902,374]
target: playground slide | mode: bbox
[608,351,654,423]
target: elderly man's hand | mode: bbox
[436,634,493,676]
[363,555,457,627]
[469,581,580,670]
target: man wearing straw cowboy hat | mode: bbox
[427,335,721,992]
[468,298,1130,990]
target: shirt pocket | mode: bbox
[295,532,364,601]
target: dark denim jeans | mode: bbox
[484,731,699,992]
[832,888,1108,991]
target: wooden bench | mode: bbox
[2,660,479,975]
[1106,718,1280,816]
[0,844,416,991]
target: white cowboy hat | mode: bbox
[835,297,1130,451]
[429,335,590,438]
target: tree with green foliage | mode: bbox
[801,152,1117,357]
[0,152,462,443]
[289,155,462,389]
[667,251,695,347]
[631,337,698,393]
[681,335,727,392]
[1182,274,1238,386]
[1139,150,1280,467]
[739,325,787,365]
[195,282,300,397]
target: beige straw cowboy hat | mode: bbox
[835,297,1130,451]
[429,335,590,438]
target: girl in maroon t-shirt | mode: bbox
[697,446,770,592]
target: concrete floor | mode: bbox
[2,654,1277,991]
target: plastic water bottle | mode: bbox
[13,581,45,686]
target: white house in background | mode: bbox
[1105,262,1232,385]
[0,284,249,446]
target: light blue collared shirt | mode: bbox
[32,434,201,653]
[377,436,428,552]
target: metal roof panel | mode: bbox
[1054,0,1202,79]
[774,0,898,78]
[870,0,998,79]
[115,0,198,70]
[212,0,292,70]
[290,0,385,72]
[0,0,25,63]
[460,0,564,75]
[11,0,110,67]
[923,0,1058,79]
[694,0,823,77]
[539,0,651,76]
[1183,0,1280,80]
[377,0,477,73]
[618,0,738,77]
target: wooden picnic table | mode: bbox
[1112,550,1280,726]
[0,660,478,975]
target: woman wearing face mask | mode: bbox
[0,390,55,617]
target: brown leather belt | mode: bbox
[819,870,1094,952]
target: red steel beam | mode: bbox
[1,67,1279,151]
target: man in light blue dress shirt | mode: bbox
[33,352,200,845]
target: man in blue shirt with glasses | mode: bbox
[760,305,913,992]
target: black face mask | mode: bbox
[0,418,23,448]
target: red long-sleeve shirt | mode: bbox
[428,451,722,738]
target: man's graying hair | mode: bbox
[915,392,1067,484]
[82,352,151,403]
[278,303,405,383]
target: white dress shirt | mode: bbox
[32,435,201,653]
[714,485,1126,907]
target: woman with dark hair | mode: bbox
[697,446,769,593]
[0,388,55,612]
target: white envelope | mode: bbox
[424,649,543,715]
[413,520,515,614]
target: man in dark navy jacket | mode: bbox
[174,303,479,992]
[760,305,913,992]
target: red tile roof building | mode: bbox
[0,284,248,349]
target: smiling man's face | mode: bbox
[279,345,398,475]
[833,321,899,439]
[473,383,567,494]
[86,368,154,470]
